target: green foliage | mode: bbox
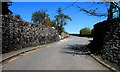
[31,9,48,24]
[58,29,65,34]
[30,8,71,34]
[80,28,92,35]
[42,17,53,27]
[31,9,54,27]
[31,8,71,34]
[101,55,108,60]
[4,12,13,18]
[20,50,26,54]
[54,8,72,34]
[51,20,57,28]
[14,14,22,20]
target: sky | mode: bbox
[9,0,120,2]
[9,2,109,34]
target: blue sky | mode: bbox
[9,2,109,34]
[10,0,116,2]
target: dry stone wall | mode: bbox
[2,16,59,53]
[88,18,120,66]
[0,16,2,54]
[61,32,69,38]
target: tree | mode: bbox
[73,1,120,18]
[31,9,48,24]
[80,28,92,36]
[51,20,57,28]
[14,14,22,20]
[42,17,52,27]
[54,8,72,34]
[2,2,12,15]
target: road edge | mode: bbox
[0,45,47,63]
[90,54,119,72]
[1,39,62,63]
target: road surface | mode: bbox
[3,36,109,70]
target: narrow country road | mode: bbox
[3,36,109,70]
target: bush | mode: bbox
[21,50,26,54]
[80,28,93,37]
[101,55,108,60]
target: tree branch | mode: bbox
[109,0,120,9]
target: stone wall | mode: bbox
[2,16,59,53]
[88,18,120,66]
[61,32,69,38]
[0,15,2,54]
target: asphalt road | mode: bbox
[3,36,109,70]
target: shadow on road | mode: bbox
[61,44,91,56]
